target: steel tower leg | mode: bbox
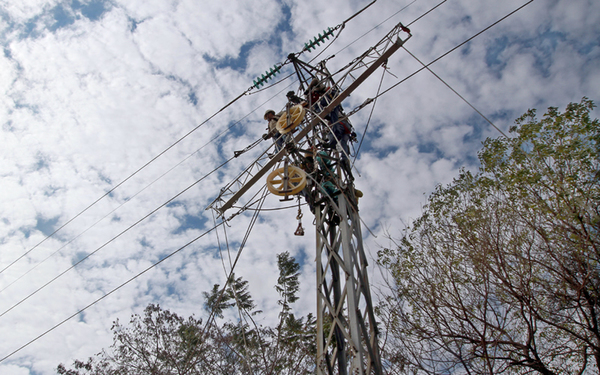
[315,193,382,375]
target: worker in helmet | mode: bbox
[263,109,285,152]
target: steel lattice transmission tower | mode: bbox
[207,22,411,375]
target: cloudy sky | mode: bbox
[0,0,598,373]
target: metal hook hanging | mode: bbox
[295,199,304,236]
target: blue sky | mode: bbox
[0,0,599,373]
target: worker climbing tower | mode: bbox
[207,21,411,375]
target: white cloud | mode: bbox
[0,0,60,23]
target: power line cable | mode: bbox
[330,0,425,57]
[353,60,387,164]
[0,90,249,276]
[0,79,294,296]
[0,221,224,364]
[325,0,443,84]
[0,156,237,319]
[348,1,534,161]
[303,0,383,65]
[406,0,447,27]
[251,1,383,89]
[2,84,297,340]
[1,80,299,327]
[375,0,535,101]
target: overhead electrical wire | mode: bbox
[252,0,391,88]
[0,83,297,352]
[0,79,296,296]
[302,0,382,65]
[329,0,423,57]
[0,220,224,364]
[324,0,443,86]
[1,72,296,332]
[353,60,387,165]
[0,90,249,277]
[336,0,533,151]
[374,1,535,103]
[0,155,239,319]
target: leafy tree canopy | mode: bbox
[377,98,599,375]
[57,252,315,375]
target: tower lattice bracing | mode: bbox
[315,191,381,375]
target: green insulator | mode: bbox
[313,36,320,46]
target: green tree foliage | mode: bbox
[56,304,228,375]
[275,251,301,316]
[203,274,258,319]
[377,98,600,374]
[57,252,316,375]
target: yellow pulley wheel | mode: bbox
[266,166,307,196]
[276,105,305,134]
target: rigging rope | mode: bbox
[200,187,269,343]
[353,59,387,167]
[213,210,255,373]
[402,46,509,138]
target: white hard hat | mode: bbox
[264,109,275,120]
